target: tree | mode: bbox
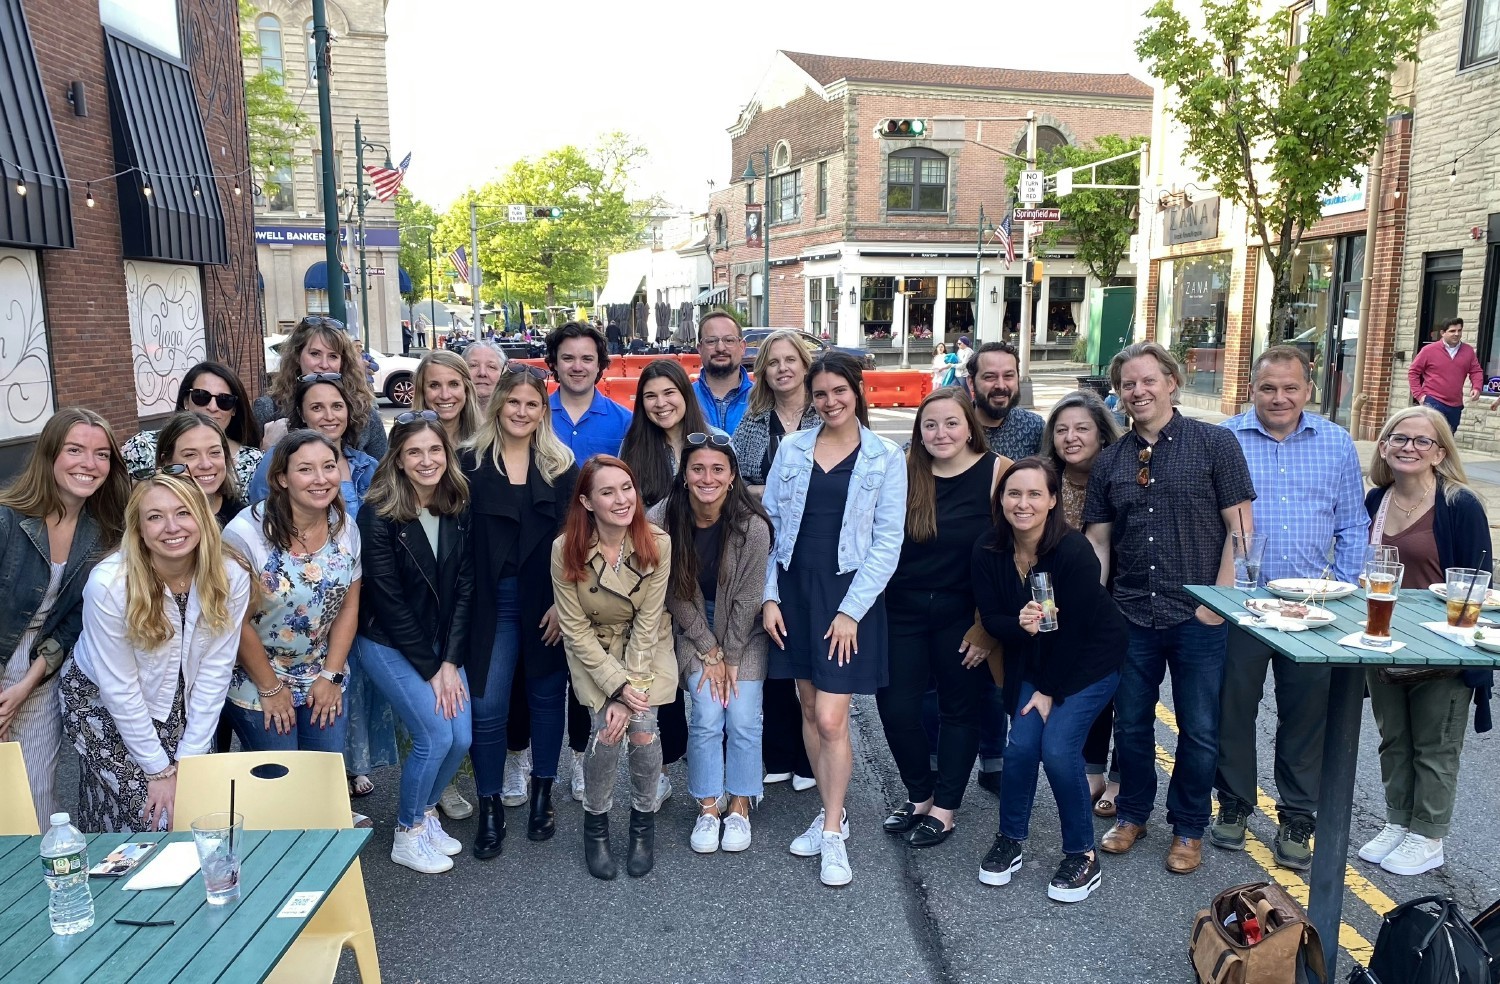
[1136,0,1436,337]
[395,189,441,308]
[240,0,309,192]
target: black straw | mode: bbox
[228,779,236,854]
[1461,552,1491,614]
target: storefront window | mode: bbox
[1048,277,1086,338]
[1287,240,1336,403]
[861,276,893,339]
[946,276,975,337]
[1161,252,1233,397]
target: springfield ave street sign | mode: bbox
[1013,207,1062,222]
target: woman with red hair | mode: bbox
[550,456,673,880]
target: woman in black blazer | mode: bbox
[463,367,580,857]
[354,413,474,875]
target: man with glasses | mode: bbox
[1083,341,1255,875]
[545,322,632,465]
[1210,346,1365,871]
[693,313,754,434]
[1409,317,1482,433]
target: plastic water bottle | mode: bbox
[41,813,93,935]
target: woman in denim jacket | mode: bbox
[761,353,908,888]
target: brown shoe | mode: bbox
[1100,821,1149,854]
[1166,836,1203,874]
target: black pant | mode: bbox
[877,590,985,811]
[762,676,813,777]
[508,679,531,753]
[568,678,687,766]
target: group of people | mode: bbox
[1,312,1491,899]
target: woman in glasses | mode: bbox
[61,472,251,832]
[461,365,579,858]
[247,373,379,519]
[414,350,481,447]
[1358,407,1493,876]
[464,340,507,415]
[0,409,130,830]
[651,433,771,854]
[122,362,264,489]
[154,412,245,528]
[254,316,388,461]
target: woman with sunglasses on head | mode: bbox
[154,412,245,528]
[61,472,252,832]
[465,340,507,415]
[414,350,481,447]
[0,410,130,830]
[552,456,673,879]
[122,362,264,490]
[762,353,907,887]
[462,364,580,858]
[354,413,475,873]
[254,316,388,460]
[247,373,379,518]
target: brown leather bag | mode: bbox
[1189,881,1327,984]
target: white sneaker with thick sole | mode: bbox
[690,814,722,854]
[392,826,453,873]
[423,810,463,856]
[571,755,586,802]
[791,774,817,792]
[721,813,752,852]
[764,772,793,784]
[653,773,673,811]
[1358,823,1410,864]
[438,782,473,820]
[1380,832,1444,875]
[790,808,849,857]
[819,832,852,886]
[501,748,531,807]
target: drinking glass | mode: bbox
[1361,562,1404,649]
[1030,572,1058,632]
[1359,545,1399,587]
[1444,567,1491,628]
[190,812,243,906]
[1231,532,1268,590]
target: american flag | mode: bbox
[995,199,1016,269]
[363,152,411,202]
[448,245,470,284]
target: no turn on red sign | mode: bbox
[1012,207,1062,222]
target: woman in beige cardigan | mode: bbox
[551,455,674,880]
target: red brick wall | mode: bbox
[1354,115,1413,439]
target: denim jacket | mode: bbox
[0,506,107,678]
[762,423,908,622]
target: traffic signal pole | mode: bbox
[1017,112,1036,398]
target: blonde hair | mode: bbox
[414,350,481,444]
[467,370,574,484]
[0,408,130,544]
[122,474,243,649]
[366,419,470,522]
[1369,406,1473,504]
[748,329,813,417]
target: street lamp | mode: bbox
[740,147,772,327]
[353,116,390,350]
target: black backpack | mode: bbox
[1358,896,1495,984]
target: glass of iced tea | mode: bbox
[1361,561,1404,648]
[1444,567,1491,628]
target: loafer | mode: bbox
[906,815,954,849]
[883,802,925,835]
[1099,821,1149,855]
[1165,836,1203,874]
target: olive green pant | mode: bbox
[1365,670,1473,838]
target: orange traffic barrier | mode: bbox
[863,370,931,409]
[602,375,638,410]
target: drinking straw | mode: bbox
[1461,552,1490,616]
[228,779,236,854]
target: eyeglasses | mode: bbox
[505,363,548,380]
[131,463,190,481]
[1136,444,1153,487]
[394,409,439,425]
[699,336,741,349]
[298,372,343,384]
[1385,433,1438,451]
[687,432,733,449]
[187,389,239,412]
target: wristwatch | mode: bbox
[318,669,346,685]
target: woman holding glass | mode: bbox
[1357,406,1492,876]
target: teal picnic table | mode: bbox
[1189,583,1500,978]
[0,827,369,983]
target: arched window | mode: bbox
[256,15,283,82]
[1015,126,1069,157]
[714,211,726,247]
[773,141,791,169]
[304,18,317,84]
[886,148,948,213]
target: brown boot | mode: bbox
[1100,821,1149,854]
[1165,836,1203,874]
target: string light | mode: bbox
[1449,162,1458,183]
[0,153,254,206]
[14,178,25,197]
[233,181,241,196]
[142,182,152,197]
[192,178,201,197]
[85,183,94,207]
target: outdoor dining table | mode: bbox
[0,827,369,983]
[1188,583,1500,978]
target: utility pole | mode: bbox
[975,205,988,342]
[425,231,436,341]
[353,118,391,350]
[741,147,773,327]
[1018,111,1037,398]
[310,0,343,323]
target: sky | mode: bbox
[385,0,1153,215]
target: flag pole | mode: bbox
[355,117,371,349]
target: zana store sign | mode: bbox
[1164,197,1221,246]
[255,226,401,248]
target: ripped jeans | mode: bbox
[583,706,662,815]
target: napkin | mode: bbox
[1421,622,1477,648]
[1235,613,1307,633]
[1336,632,1407,654]
[122,841,201,890]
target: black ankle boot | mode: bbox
[472,793,506,860]
[584,811,616,880]
[527,777,555,841]
[626,808,655,877]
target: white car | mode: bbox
[367,348,422,407]
[263,333,287,376]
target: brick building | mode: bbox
[704,51,1151,356]
[0,0,257,475]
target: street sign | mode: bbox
[507,204,526,223]
[1013,207,1062,222]
[1019,170,1045,203]
[1055,168,1073,197]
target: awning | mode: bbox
[303,260,350,291]
[597,249,651,305]
[398,266,412,293]
[0,0,72,249]
[106,33,226,265]
[696,285,727,305]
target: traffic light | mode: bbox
[877,118,927,139]
[1025,261,1044,284]
[532,206,562,219]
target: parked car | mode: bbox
[740,328,878,372]
[368,348,422,407]
[263,333,287,377]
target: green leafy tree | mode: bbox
[240,0,310,193]
[395,189,441,306]
[1136,0,1436,337]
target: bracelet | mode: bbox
[257,681,285,698]
[699,648,724,666]
[144,763,177,782]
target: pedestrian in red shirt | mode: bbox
[1407,318,1482,433]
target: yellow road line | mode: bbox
[1152,702,1376,964]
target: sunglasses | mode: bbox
[505,363,548,380]
[394,409,440,425]
[687,432,733,449]
[301,316,345,329]
[187,388,239,412]
[131,462,190,481]
[298,372,343,384]
[1136,444,1153,488]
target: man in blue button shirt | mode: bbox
[692,312,754,434]
[1210,345,1366,871]
[546,322,633,466]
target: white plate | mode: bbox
[1266,578,1358,601]
[1244,598,1338,627]
[1427,584,1500,610]
[1474,635,1500,655]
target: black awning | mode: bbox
[0,0,72,249]
[105,33,226,265]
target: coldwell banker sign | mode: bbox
[255,226,401,248]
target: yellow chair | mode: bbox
[0,742,41,835]
[172,751,380,983]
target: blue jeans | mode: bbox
[352,635,472,828]
[224,694,350,756]
[1114,619,1229,838]
[686,669,764,800]
[1422,396,1463,434]
[471,577,567,796]
[999,674,1119,855]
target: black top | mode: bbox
[215,496,244,529]
[494,480,528,579]
[693,518,724,603]
[355,507,473,681]
[762,413,785,483]
[972,529,1127,710]
[791,449,858,568]
[889,452,997,598]
[1082,411,1256,628]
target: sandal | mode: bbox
[1093,794,1117,818]
[348,774,375,798]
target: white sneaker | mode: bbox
[721,812,752,852]
[392,826,453,873]
[690,814,722,854]
[571,755,586,802]
[791,774,817,792]
[1358,823,1410,864]
[423,809,462,856]
[764,772,793,784]
[790,808,849,857]
[653,773,673,811]
[501,748,531,807]
[819,832,852,886]
[438,782,473,820]
[1380,832,1445,875]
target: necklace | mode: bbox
[775,403,805,433]
[1391,481,1432,520]
[291,519,329,554]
